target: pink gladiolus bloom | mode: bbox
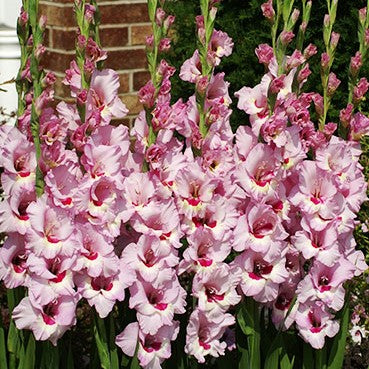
[26,195,80,259]
[235,143,280,201]
[192,263,241,313]
[185,310,234,363]
[0,234,29,288]
[209,30,233,65]
[179,50,202,83]
[234,249,289,303]
[295,301,340,349]
[12,295,77,346]
[27,254,76,306]
[0,189,35,235]
[175,162,218,219]
[86,69,128,123]
[116,321,179,369]
[129,272,186,335]
[179,228,231,274]
[76,262,134,318]
[349,112,369,141]
[121,234,177,283]
[297,258,356,311]
[292,222,340,266]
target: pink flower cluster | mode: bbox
[0,17,133,344]
[235,44,368,349]
[1,3,368,368]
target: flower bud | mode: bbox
[350,52,363,77]
[209,7,217,21]
[269,75,285,94]
[320,52,330,70]
[339,104,353,127]
[327,73,341,96]
[77,89,88,105]
[353,77,369,104]
[365,29,369,46]
[156,8,166,26]
[330,32,340,49]
[291,9,300,24]
[300,21,307,33]
[146,35,154,50]
[323,14,330,27]
[303,43,317,59]
[280,31,294,46]
[255,44,274,65]
[297,63,311,85]
[39,15,47,31]
[84,4,95,22]
[34,44,46,59]
[159,38,171,52]
[359,7,367,24]
[19,8,29,27]
[261,0,275,22]
[163,15,175,32]
[77,34,87,49]
[196,75,209,95]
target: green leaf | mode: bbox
[109,314,119,369]
[23,335,35,369]
[327,300,349,369]
[0,308,7,369]
[280,350,295,369]
[315,347,327,369]
[303,343,314,369]
[237,298,260,369]
[147,0,158,23]
[263,335,281,369]
[40,342,59,369]
[93,314,111,369]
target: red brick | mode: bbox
[54,76,72,98]
[100,27,128,48]
[52,29,77,51]
[118,73,130,94]
[100,4,149,24]
[121,94,142,115]
[39,4,75,27]
[131,25,151,46]
[44,28,51,48]
[106,49,147,70]
[133,71,150,91]
[41,50,74,73]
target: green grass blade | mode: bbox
[303,343,314,369]
[327,300,349,369]
[0,310,8,369]
[93,314,111,369]
[109,314,119,369]
[23,335,35,369]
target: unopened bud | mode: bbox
[84,4,96,22]
[261,0,275,22]
[159,38,171,52]
[280,30,294,45]
[330,32,340,49]
[359,7,367,24]
[327,72,341,96]
[303,43,317,59]
[320,52,330,69]
[209,6,217,21]
[324,14,330,27]
[39,15,47,30]
[156,8,166,26]
[19,8,29,27]
[291,9,300,24]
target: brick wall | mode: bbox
[39,0,151,124]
